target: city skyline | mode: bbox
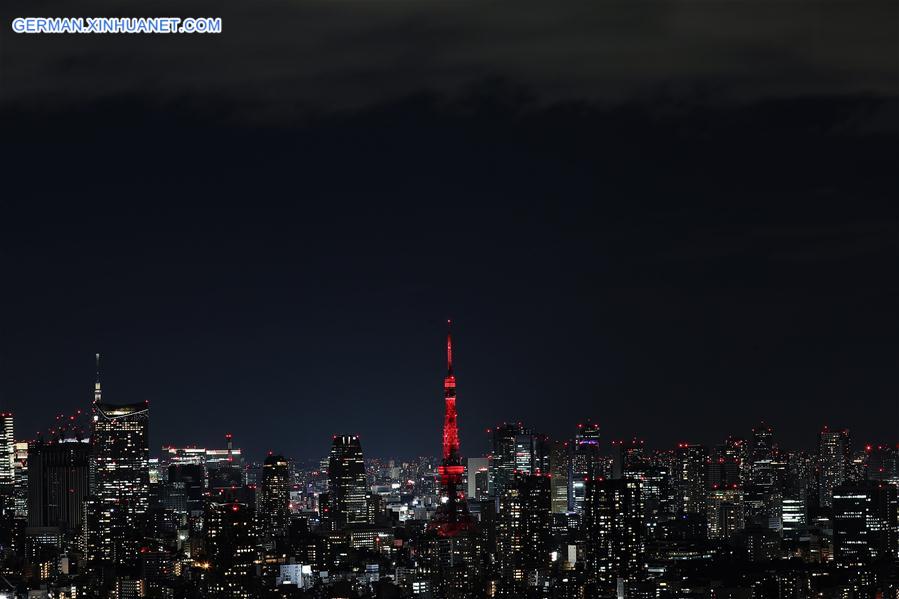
[1,338,895,597]
[2,0,896,593]
[1,326,893,463]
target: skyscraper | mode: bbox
[832,481,898,565]
[204,499,259,598]
[164,463,205,517]
[612,437,647,480]
[748,421,776,486]
[27,439,91,533]
[258,453,290,545]
[583,478,645,589]
[490,423,550,499]
[781,497,807,541]
[495,472,552,595]
[549,440,570,514]
[866,444,899,486]
[818,426,851,509]
[490,423,526,498]
[326,435,368,531]
[0,413,15,518]
[14,441,28,519]
[569,419,601,514]
[706,487,745,540]
[87,360,150,566]
[466,456,489,501]
[675,443,708,517]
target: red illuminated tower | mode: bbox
[431,319,474,537]
[442,320,460,465]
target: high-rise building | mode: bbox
[516,432,550,476]
[490,423,529,497]
[27,439,91,533]
[569,419,601,514]
[832,481,898,565]
[706,488,745,540]
[583,478,645,589]
[675,443,708,517]
[326,435,368,531]
[88,360,150,566]
[204,499,259,598]
[14,441,28,518]
[496,473,552,595]
[162,433,245,489]
[549,440,570,514]
[0,413,15,518]
[163,463,205,517]
[258,453,290,544]
[708,446,743,490]
[473,467,490,502]
[818,427,851,509]
[748,421,776,486]
[466,457,489,501]
[781,497,807,541]
[613,437,648,480]
[865,444,898,486]
[628,464,672,540]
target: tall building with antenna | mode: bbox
[84,354,151,567]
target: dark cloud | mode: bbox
[2,0,897,118]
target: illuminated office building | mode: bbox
[258,453,290,544]
[675,443,708,517]
[819,427,851,509]
[27,439,91,534]
[0,413,15,517]
[490,424,518,498]
[204,499,259,598]
[706,487,745,540]
[833,481,898,565]
[866,444,898,486]
[583,478,644,589]
[326,435,368,531]
[162,432,244,489]
[748,421,776,486]
[14,441,28,518]
[496,472,552,595]
[466,457,489,501]
[569,419,602,514]
[164,463,205,517]
[613,437,648,479]
[550,440,570,514]
[781,497,807,541]
[88,361,150,566]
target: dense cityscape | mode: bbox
[0,323,896,599]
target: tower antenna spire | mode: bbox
[446,319,453,375]
[94,353,102,404]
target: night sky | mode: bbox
[1,0,897,462]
